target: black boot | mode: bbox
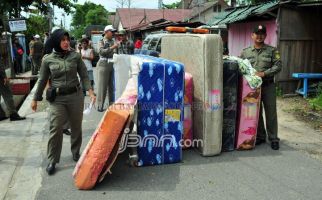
[63,129,71,136]
[73,153,80,162]
[0,116,9,121]
[255,138,266,145]
[46,163,56,175]
[10,113,26,121]
[271,141,280,150]
[97,107,105,112]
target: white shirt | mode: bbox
[81,48,93,71]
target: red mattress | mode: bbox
[73,107,130,190]
[73,75,138,190]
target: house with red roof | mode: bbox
[112,8,193,32]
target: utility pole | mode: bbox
[115,0,128,8]
[198,0,201,22]
[62,13,65,29]
[158,0,163,9]
[128,0,132,40]
[42,0,52,32]
[1,15,14,77]
[182,0,185,22]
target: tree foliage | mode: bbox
[85,6,109,25]
[71,2,108,39]
[24,15,49,41]
[162,1,181,9]
[0,0,77,18]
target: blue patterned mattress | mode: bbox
[136,55,184,166]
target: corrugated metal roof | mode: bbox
[208,1,279,25]
[207,10,231,25]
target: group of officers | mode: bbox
[96,25,134,111]
[0,23,281,176]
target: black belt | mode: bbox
[57,85,79,96]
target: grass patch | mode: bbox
[309,94,322,111]
[309,82,322,111]
[276,86,283,97]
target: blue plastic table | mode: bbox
[292,73,322,98]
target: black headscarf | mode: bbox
[44,29,70,54]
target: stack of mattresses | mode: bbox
[113,54,131,100]
[161,34,223,156]
[135,55,184,166]
[73,68,138,190]
[235,77,261,150]
[222,59,239,151]
[183,73,193,149]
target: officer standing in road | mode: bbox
[117,29,134,55]
[0,59,26,121]
[43,31,72,136]
[31,29,96,175]
[30,34,44,75]
[240,25,282,150]
[96,25,118,112]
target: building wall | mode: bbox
[228,20,277,56]
[113,11,121,30]
[278,6,322,93]
[189,1,228,23]
[118,22,124,31]
[190,7,218,23]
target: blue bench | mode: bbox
[292,73,322,98]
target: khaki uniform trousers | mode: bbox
[31,56,42,75]
[48,91,84,163]
[96,59,114,110]
[0,78,16,117]
[257,82,280,142]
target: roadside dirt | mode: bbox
[279,96,322,131]
[277,97,322,162]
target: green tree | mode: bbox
[71,2,109,38]
[25,15,49,41]
[162,1,181,9]
[0,0,76,18]
[71,2,97,29]
[85,6,109,25]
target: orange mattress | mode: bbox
[73,106,130,190]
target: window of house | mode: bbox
[213,5,221,12]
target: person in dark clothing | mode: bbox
[13,38,24,74]
[240,25,282,150]
[0,58,26,121]
[30,34,44,75]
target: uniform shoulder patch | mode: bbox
[274,50,281,60]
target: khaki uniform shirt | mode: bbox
[33,51,91,101]
[118,40,134,55]
[99,38,116,59]
[30,41,44,57]
[240,44,282,78]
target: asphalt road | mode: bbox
[34,96,322,200]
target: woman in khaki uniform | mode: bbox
[31,29,96,175]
